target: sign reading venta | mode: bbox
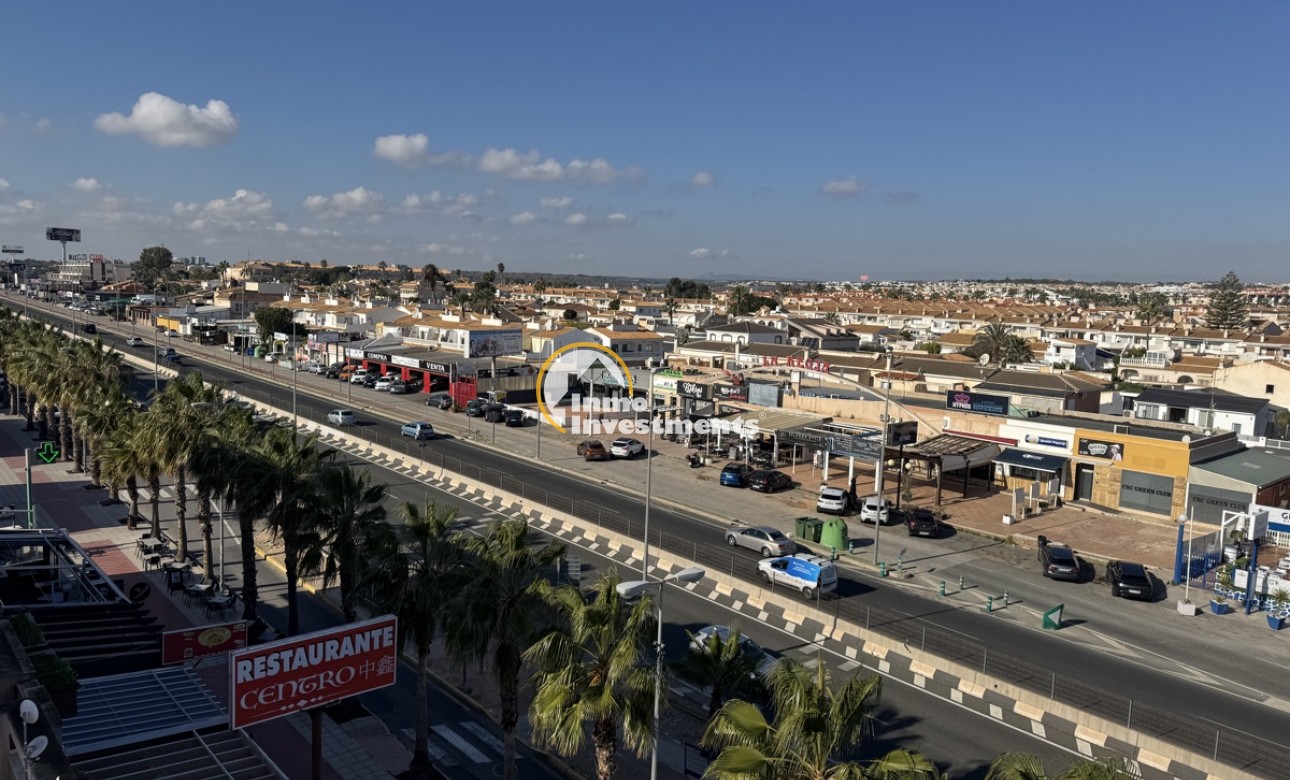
[230,615,398,729]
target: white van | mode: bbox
[758,553,838,599]
[130,294,160,305]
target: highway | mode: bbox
[12,295,1290,778]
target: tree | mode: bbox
[254,306,296,344]
[967,323,1030,365]
[448,519,564,780]
[675,623,764,721]
[525,571,658,780]
[450,291,472,317]
[497,262,506,281]
[533,277,548,295]
[562,309,579,322]
[298,463,388,622]
[664,277,712,300]
[473,272,499,314]
[135,246,174,292]
[1134,292,1169,324]
[1205,271,1248,331]
[99,407,150,530]
[985,752,1142,779]
[608,298,621,311]
[701,658,936,780]
[422,263,441,303]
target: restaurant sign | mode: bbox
[162,621,248,665]
[714,383,748,402]
[760,355,831,373]
[677,380,711,400]
[230,615,398,729]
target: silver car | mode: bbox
[690,625,779,678]
[858,495,890,525]
[725,525,796,558]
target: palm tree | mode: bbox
[533,277,548,295]
[369,500,464,779]
[129,415,167,539]
[970,323,1031,366]
[421,263,440,303]
[676,623,763,721]
[986,753,1142,779]
[524,570,658,780]
[149,374,215,564]
[74,383,132,488]
[450,291,471,318]
[298,463,388,622]
[448,519,564,780]
[99,407,149,530]
[701,658,937,780]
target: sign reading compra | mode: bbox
[230,615,398,729]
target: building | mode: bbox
[1131,386,1276,440]
[586,323,666,367]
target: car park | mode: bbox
[758,553,838,599]
[690,625,779,679]
[903,508,941,537]
[504,409,526,427]
[404,378,423,393]
[327,409,356,426]
[816,486,849,515]
[1108,560,1153,601]
[427,394,453,409]
[609,438,645,458]
[857,495,890,525]
[576,440,609,461]
[725,525,796,557]
[125,336,146,347]
[747,469,792,493]
[400,421,436,440]
[1038,536,1080,582]
[374,376,396,391]
[720,463,753,487]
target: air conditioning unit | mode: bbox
[1114,424,1130,434]
[1123,410,1133,418]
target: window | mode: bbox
[1195,409,1215,428]
[1268,384,1276,394]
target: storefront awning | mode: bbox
[995,448,1069,474]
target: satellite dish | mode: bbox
[27,735,48,759]
[978,354,991,366]
[19,699,39,725]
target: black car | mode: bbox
[1037,536,1080,582]
[465,399,486,417]
[81,323,97,334]
[483,404,506,423]
[904,508,941,538]
[361,373,380,388]
[1107,561,1153,601]
[504,409,526,427]
[324,362,346,378]
[405,378,424,393]
[746,470,792,493]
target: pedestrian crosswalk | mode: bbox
[401,721,519,768]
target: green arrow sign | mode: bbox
[1043,604,1065,630]
[36,441,59,464]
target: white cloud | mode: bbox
[94,92,238,148]
[690,171,715,189]
[71,177,103,192]
[422,242,467,256]
[0,178,9,191]
[565,212,588,226]
[373,133,429,167]
[510,211,537,225]
[820,176,867,198]
[33,118,52,134]
[303,186,386,218]
[204,188,274,218]
[606,212,633,226]
[173,201,198,216]
[397,191,479,215]
[478,147,642,184]
[539,196,573,209]
[689,247,712,260]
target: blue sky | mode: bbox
[1,2,1286,282]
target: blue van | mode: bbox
[757,553,838,599]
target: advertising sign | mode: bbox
[945,390,1010,416]
[46,227,82,242]
[391,354,420,368]
[466,329,522,358]
[1024,434,1068,448]
[714,383,748,402]
[886,421,918,446]
[162,621,249,665]
[230,615,398,729]
[89,253,105,262]
[676,379,712,400]
[1252,503,1290,534]
[1,245,23,254]
[423,360,449,373]
[1078,438,1124,461]
[365,351,392,363]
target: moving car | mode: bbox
[327,409,356,426]
[1038,536,1080,582]
[816,486,849,515]
[81,323,97,334]
[903,508,941,538]
[374,376,396,391]
[746,470,792,493]
[125,336,146,347]
[426,394,453,409]
[1107,560,1153,601]
[690,625,779,679]
[720,463,753,487]
[576,440,608,461]
[504,409,526,427]
[400,421,436,440]
[857,495,890,525]
[725,525,796,557]
[758,553,838,599]
[609,438,645,458]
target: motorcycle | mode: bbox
[687,452,703,469]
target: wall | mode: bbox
[1070,429,1191,517]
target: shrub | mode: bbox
[10,613,45,649]
[31,653,79,693]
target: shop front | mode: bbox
[1066,429,1193,517]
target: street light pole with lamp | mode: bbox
[616,566,706,780]
[874,348,894,565]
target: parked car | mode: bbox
[348,369,370,384]
[465,399,486,417]
[325,363,346,378]
[484,404,507,423]
[690,625,778,679]
[1038,536,1080,582]
[857,495,890,525]
[327,409,356,426]
[816,486,849,515]
[903,508,941,538]
[576,440,609,461]
[427,394,453,409]
[609,438,645,458]
[125,336,146,347]
[746,470,792,493]
[361,373,380,388]
[1107,561,1154,601]
[163,329,178,337]
[308,362,327,374]
[400,421,436,440]
[720,463,753,487]
[404,378,423,393]
[374,376,396,391]
[504,409,526,427]
[725,525,796,557]
[388,381,409,395]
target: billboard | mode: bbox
[945,390,1010,416]
[465,329,522,358]
[230,615,398,729]
[162,621,249,665]
[886,421,918,446]
[1078,437,1124,461]
[46,227,82,242]
[1,245,23,254]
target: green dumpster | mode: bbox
[820,518,849,552]
[793,517,824,543]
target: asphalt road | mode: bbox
[14,297,1290,777]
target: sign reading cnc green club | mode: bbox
[36,442,59,464]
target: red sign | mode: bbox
[162,621,248,665]
[230,615,398,729]
[760,355,832,373]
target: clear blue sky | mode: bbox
[1,1,1286,282]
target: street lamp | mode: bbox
[874,348,893,564]
[616,566,706,780]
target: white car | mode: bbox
[349,369,371,384]
[816,486,849,515]
[374,376,396,391]
[124,336,146,347]
[164,329,179,337]
[690,625,779,679]
[327,409,356,426]
[858,495,890,525]
[400,422,436,440]
[609,438,645,458]
[308,363,327,374]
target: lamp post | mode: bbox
[642,366,659,578]
[617,566,707,780]
[1181,513,1195,603]
[874,348,893,564]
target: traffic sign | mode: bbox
[1043,604,1064,630]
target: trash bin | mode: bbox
[794,517,823,543]
[820,518,849,552]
